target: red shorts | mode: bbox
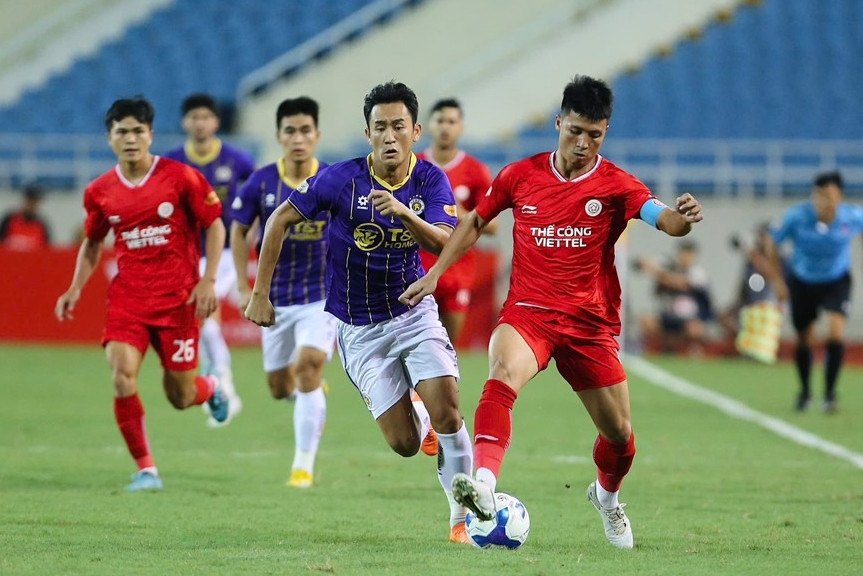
[421,249,475,314]
[102,304,200,371]
[497,304,625,390]
[434,273,472,314]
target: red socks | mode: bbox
[193,375,216,405]
[114,394,154,470]
[473,379,518,477]
[593,432,636,492]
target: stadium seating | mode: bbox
[0,0,409,135]
[521,0,863,141]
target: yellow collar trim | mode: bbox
[278,157,319,189]
[368,153,417,191]
[184,138,222,165]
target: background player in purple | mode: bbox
[401,75,704,549]
[231,97,336,488]
[165,93,256,426]
[244,82,475,544]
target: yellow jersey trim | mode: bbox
[278,157,320,189]
[367,153,417,191]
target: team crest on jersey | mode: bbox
[215,166,233,182]
[409,196,425,215]
[585,199,602,217]
[454,185,470,202]
[157,202,174,218]
[353,223,385,251]
[231,197,243,210]
[297,180,309,194]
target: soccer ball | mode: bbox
[465,492,530,549]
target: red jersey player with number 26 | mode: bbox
[400,75,703,549]
[54,97,230,492]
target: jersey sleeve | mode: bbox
[421,165,458,228]
[288,167,332,220]
[183,165,222,228]
[620,173,656,221]
[83,184,110,241]
[769,206,796,244]
[465,160,493,212]
[476,163,516,222]
[232,170,263,227]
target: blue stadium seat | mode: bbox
[0,0,414,134]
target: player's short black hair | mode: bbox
[430,98,462,116]
[181,93,219,117]
[561,75,613,122]
[363,81,419,126]
[814,170,843,190]
[23,183,44,201]
[276,96,319,129]
[104,97,154,131]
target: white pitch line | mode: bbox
[626,355,863,470]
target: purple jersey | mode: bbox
[289,154,457,325]
[233,158,328,307]
[165,138,256,247]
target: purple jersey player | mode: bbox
[243,82,476,544]
[164,93,256,427]
[231,97,335,489]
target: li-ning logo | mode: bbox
[585,199,602,217]
[521,204,537,215]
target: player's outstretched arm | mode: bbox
[657,193,703,237]
[244,201,304,327]
[188,218,226,319]
[230,220,254,309]
[55,237,103,321]
[399,209,487,306]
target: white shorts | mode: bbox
[337,297,459,419]
[262,300,337,372]
[199,248,239,303]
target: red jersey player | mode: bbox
[417,99,496,343]
[54,97,230,492]
[401,76,703,549]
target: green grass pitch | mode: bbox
[1,344,861,575]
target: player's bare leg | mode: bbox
[163,369,228,423]
[454,324,536,521]
[439,309,467,346]
[106,341,162,491]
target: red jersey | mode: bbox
[417,149,493,281]
[83,157,221,324]
[476,152,655,335]
[0,212,50,250]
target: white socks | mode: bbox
[596,480,620,509]
[291,387,326,473]
[200,318,231,376]
[411,398,431,441]
[437,422,474,526]
[475,467,497,492]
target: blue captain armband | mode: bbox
[640,198,668,228]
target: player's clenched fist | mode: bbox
[244,294,276,327]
